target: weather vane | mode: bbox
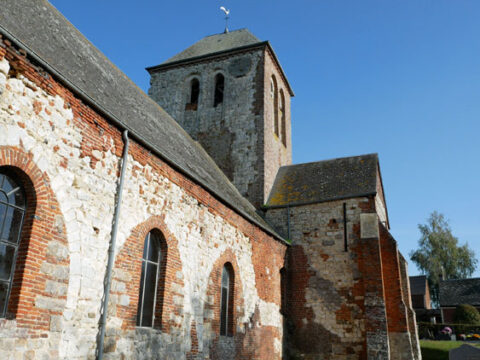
[220,6,230,33]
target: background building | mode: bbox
[439,278,480,323]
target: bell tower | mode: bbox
[147,29,293,208]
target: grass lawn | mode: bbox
[420,340,480,360]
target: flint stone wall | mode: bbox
[0,43,286,360]
[266,198,392,360]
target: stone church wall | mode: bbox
[266,198,421,360]
[266,199,392,359]
[0,38,287,359]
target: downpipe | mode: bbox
[97,130,129,360]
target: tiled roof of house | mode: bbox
[439,278,480,307]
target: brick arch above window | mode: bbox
[204,249,244,337]
[112,215,184,333]
[0,146,70,330]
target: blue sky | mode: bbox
[48,0,480,277]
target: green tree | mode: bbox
[454,304,480,325]
[410,211,478,307]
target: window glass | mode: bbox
[0,244,15,281]
[0,282,8,316]
[136,261,146,321]
[0,169,26,318]
[141,262,157,327]
[7,209,24,244]
[0,191,7,204]
[136,230,163,328]
[220,286,228,335]
[1,207,14,241]
[220,264,232,336]
[1,177,13,195]
[8,186,25,207]
[147,234,160,263]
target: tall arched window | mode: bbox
[214,73,224,107]
[136,229,164,327]
[186,78,200,111]
[271,76,279,136]
[220,263,234,336]
[0,169,26,318]
[279,90,286,147]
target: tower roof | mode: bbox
[163,29,261,65]
[146,29,294,96]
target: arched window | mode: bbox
[279,90,286,147]
[220,263,234,336]
[0,169,26,318]
[186,78,200,111]
[271,76,279,136]
[214,73,224,107]
[136,229,164,327]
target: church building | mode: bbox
[0,1,421,359]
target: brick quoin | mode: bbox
[380,224,408,333]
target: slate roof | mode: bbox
[146,29,294,96]
[0,0,285,243]
[266,154,379,207]
[162,29,261,65]
[409,276,428,296]
[439,278,480,307]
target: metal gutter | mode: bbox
[97,130,129,360]
[0,25,288,245]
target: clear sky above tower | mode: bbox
[48,0,480,276]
